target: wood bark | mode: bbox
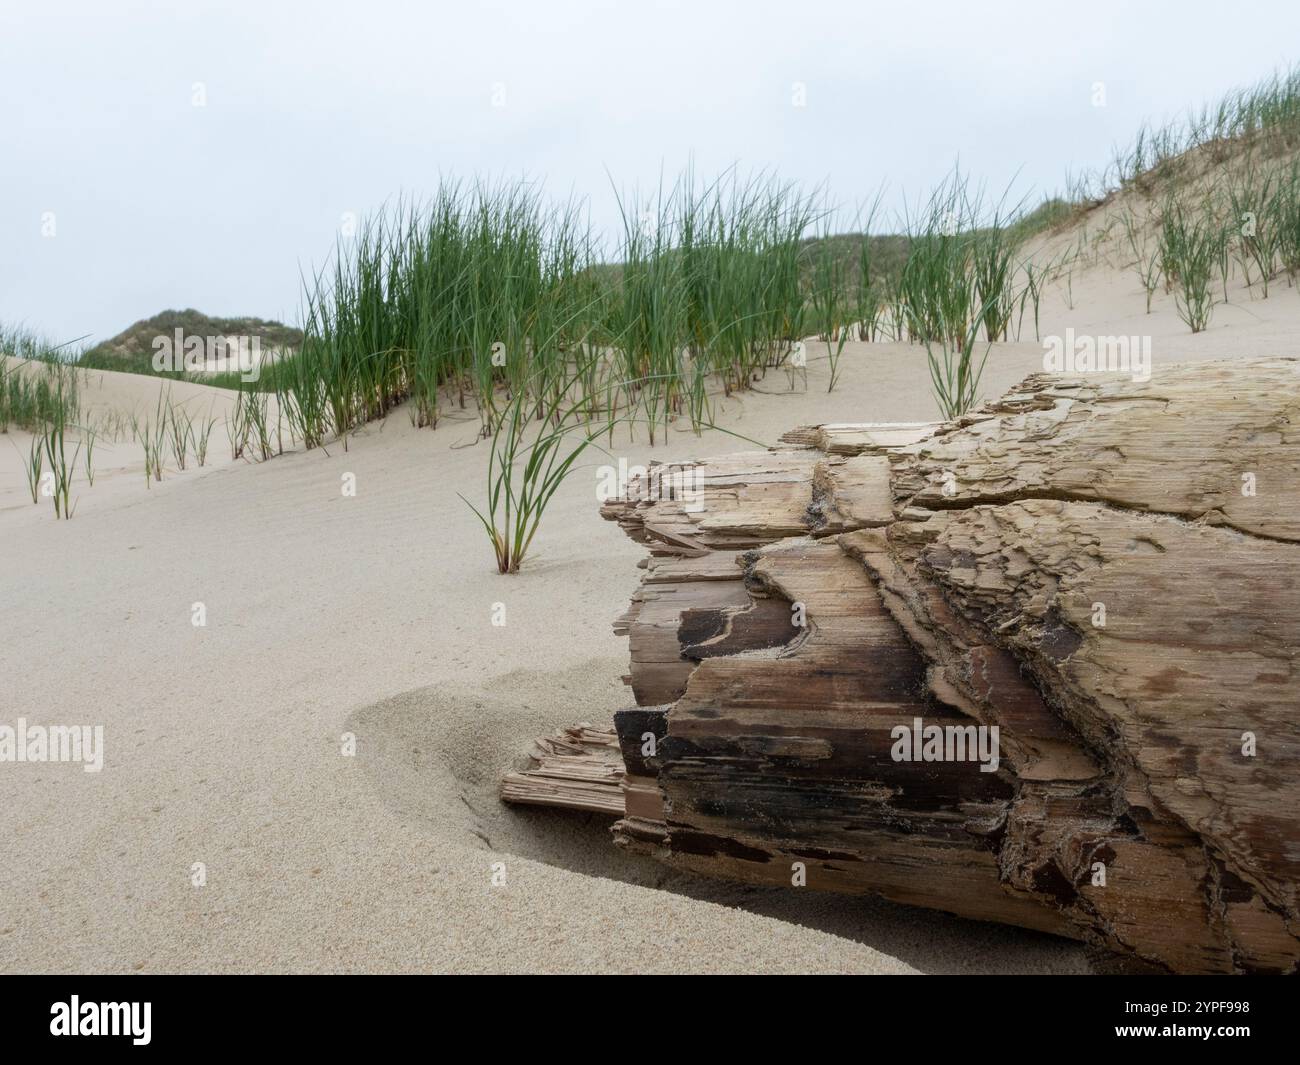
[591,358,1300,974]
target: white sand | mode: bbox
[3,230,1298,974]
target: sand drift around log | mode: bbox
[505,358,1300,975]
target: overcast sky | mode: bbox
[3,0,1298,346]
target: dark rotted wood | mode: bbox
[614,708,669,824]
[678,595,801,659]
[614,707,668,776]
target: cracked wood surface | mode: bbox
[595,360,1300,973]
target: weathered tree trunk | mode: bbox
[506,358,1300,973]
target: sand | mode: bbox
[3,224,1299,974]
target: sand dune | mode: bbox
[3,227,1299,973]
[0,362,246,520]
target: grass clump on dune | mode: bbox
[277,165,1051,453]
[274,172,821,449]
[1,326,84,434]
[1079,65,1300,202]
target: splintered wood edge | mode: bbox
[500,725,627,815]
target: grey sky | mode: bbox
[3,0,1298,346]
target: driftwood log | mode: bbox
[505,357,1300,974]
